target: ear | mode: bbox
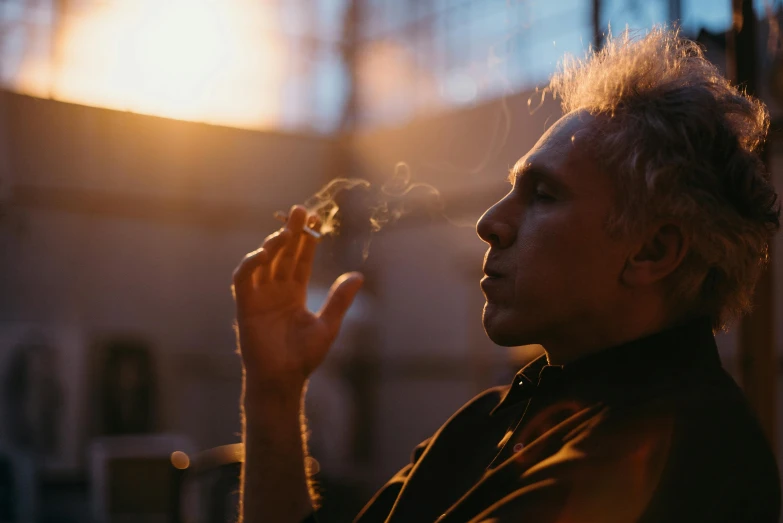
[621,223,689,288]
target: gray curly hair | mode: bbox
[548,26,780,331]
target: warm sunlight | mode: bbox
[15,0,287,129]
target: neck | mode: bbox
[542,307,695,366]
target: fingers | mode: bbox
[273,205,307,281]
[234,205,322,299]
[233,246,268,292]
[318,272,364,339]
[255,228,291,285]
[233,229,289,297]
[293,215,322,284]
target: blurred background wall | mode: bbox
[0,0,779,522]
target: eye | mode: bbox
[533,188,556,202]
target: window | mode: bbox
[355,0,592,127]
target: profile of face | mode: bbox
[476,111,633,350]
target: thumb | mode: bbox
[319,272,364,337]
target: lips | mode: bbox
[480,274,503,297]
[480,264,504,297]
[483,266,503,278]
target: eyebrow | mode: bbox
[507,163,571,194]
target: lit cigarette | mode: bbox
[273,211,322,239]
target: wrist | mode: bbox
[243,362,308,390]
[242,373,306,417]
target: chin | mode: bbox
[484,329,521,347]
[482,303,533,347]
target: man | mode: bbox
[232,27,781,522]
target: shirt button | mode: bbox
[513,442,524,452]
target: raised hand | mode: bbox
[232,205,364,392]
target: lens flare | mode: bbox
[170,450,190,470]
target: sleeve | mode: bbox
[296,438,432,523]
[351,438,432,523]
[305,386,506,522]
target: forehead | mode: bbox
[512,111,598,182]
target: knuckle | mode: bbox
[233,253,257,282]
[264,229,285,245]
[236,254,251,269]
[264,231,279,244]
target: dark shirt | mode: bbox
[307,317,780,522]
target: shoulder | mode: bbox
[604,367,773,463]
[667,368,771,450]
[675,369,777,480]
[624,369,780,521]
[557,370,779,521]
[572,366,778,491]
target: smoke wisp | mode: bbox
[277,162,445,262]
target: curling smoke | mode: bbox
[295,162,444,262]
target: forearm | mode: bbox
[239,376,315,523]
[231,205,363,522]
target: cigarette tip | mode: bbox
[272,210,321,239]
[304,227,322,239]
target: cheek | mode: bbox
[514,211,623,293]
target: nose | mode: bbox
[476,198,516,249]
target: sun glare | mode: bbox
[15,0,286,129]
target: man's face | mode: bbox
[477,111,631,348]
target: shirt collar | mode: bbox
[491,316,720,415]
